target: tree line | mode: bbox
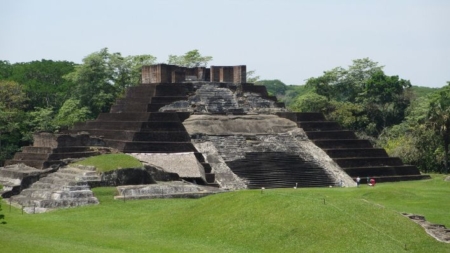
[0,51,449,174]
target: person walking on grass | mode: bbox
[356,176,361,187]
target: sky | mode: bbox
[1,0,449,87]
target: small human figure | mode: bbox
[369,178,376,186]
[356,176,361,187]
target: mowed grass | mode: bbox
[1,175,449,253]
[72,154,143,172]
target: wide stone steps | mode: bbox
[306,130,357,140]
[275,112,429,184]
[334,157,404,168]
[67,130,191,142]
[226,152,335,189]
[4,159,61,170]
[313,139,373,149]
[297,121,342,131]
[343,165,421,177]
[324,148,389,158]
[8,165,100,213]
[97,112,184,122]
[74,121,187,131]
[110,101,152,113]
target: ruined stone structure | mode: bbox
[1,63,429,207]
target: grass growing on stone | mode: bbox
[72,153,143,172]
[1,175,449,252]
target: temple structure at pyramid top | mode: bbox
[142,64,247,84]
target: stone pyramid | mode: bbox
[3,64,429,190]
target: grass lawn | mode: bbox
[0,175,449,253]
[72,153,143,172]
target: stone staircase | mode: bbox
[0,163,55,198]
[227,152,335,189]
[277,112,430,183]
[8,165,100,213]
[5,133,101,170]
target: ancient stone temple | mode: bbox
[3,64,429,194]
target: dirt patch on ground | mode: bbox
[402,213,450,243]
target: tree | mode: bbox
[64,48,157,117]
[54,99,91,129]
[0,60,13,79]
[7,60,76,109]
[306,58,384,103]
[167,49,212,67]
[0,81,28,165]
[255,79,287,97]
[290,93,329,113]
[327,101,368,131]
[359,71,412,133]
[247,70,260,83]
[427,83,450,173]
[304,58,411,137]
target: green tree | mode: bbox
[359,70,412,133]
[8,60,75,109]
[167,49,212,67]
[255,79,287,97]
[0,81,28,165]
[304,58,411,137]
[327,101,368,131]
[0,60,13,79]
[247,70,260,83]
[54,99,91,129]
[306,58,384,103]
[290,93,329,112]
[26,107,57,134]
[427,83,450,173]
[64,48,157,117]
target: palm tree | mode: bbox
[427,85,450,174]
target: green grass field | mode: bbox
[72,153,143,172]
[1,175,449,253]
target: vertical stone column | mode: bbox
[233,65,247,83]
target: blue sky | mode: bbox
[1,0,449,87]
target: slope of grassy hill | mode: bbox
[0,175,449,252]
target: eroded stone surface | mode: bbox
[183,114,298,135]
[115,181,224,200]
[184,116,356,188]
[403,213,450,243]
[130,152,205,179]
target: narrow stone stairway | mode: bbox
[8,165,101,213]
